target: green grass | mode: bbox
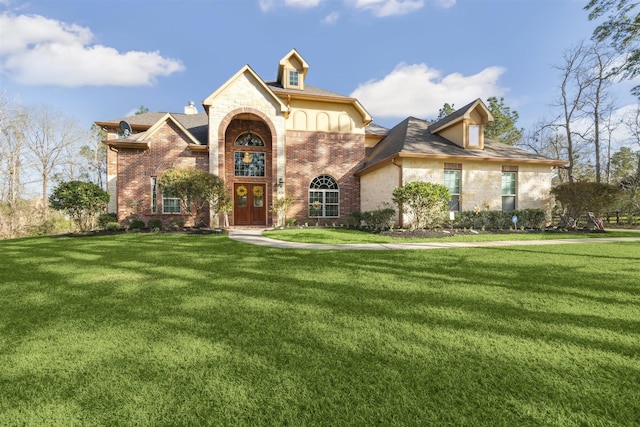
[1,233,639,426]
[264,227,640,244]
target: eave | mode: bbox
[356,153,568,177]
[272,89,372,125]
[101,140,149,150]
[187,144,209,152]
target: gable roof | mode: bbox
[429,98,493,134]
[98,112,208,146]
[202,65,289,116]
[357,116,566,176]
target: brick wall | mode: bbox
[115,121,208,227]
[284,130,364,224]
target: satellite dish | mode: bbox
[119,120,132,137]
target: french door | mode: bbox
[234,183,266,225]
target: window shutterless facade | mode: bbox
[309,175,339,218]
[501,166,518,211]
[444,163,462,211]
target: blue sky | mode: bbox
[1,0,635,132]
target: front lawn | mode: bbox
[263,227,640,244]
[1,233,639,426]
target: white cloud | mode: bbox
[0,12,184,87]
[260,0,451,17]
[351,0,424,17]
[322,11,340,24]
[350,63,508,120]
[285,0,324,7]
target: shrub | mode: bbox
[551,182,621,227]
[49,181,110,232]
[97,213,117,229]
[452,209,546,230]
[392,182,450,230]
[105,222,121,231]
[147,218,163,231]
[361,207,396,229]
[128,218,145,230]
[285,218,297,227]
[347,211,363,227]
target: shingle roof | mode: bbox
[427,99,479,132]
[361,116,564,173]
[99,112,208,145]
[365,122,389,136]
[265,81,354,99]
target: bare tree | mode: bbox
[521,120,571,184]
[23,105,85,217]
[78,125,107,189]
[582,43,620,182]
[0,94,28,237]
[553,42,592,183]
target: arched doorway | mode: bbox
[223,115,272,226]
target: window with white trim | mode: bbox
[162,186,181,214]
[289,70,299,87]
[309,175,339,218]
[501,166,518,211]
[151,177,157,213]
[468,124,480,146]
[444,164,461,211]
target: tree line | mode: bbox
[0,94,106,238]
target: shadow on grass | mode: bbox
[1,234,639,425]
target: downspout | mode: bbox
[391,156,403,228]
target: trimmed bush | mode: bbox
[453,209,546,230]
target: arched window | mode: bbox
[235,132,264,146]
[309,175,339,218]
[234,132,265,176]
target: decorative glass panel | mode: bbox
[235,132,264,146]
[237,195,247,207]
[253,185,264,207]
[234,152,265,176]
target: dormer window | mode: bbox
[468,124,480,146]
[289,70,299,87]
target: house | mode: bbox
[98,49,565,228]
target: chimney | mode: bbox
[184,101,198,115]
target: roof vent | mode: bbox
[184,101,198,115]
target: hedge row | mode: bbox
[452,209,546,230]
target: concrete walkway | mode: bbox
[227,228,640,250]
